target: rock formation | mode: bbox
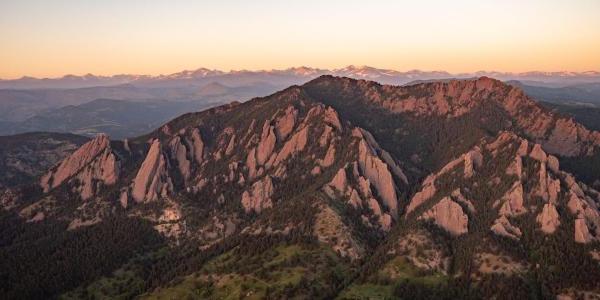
[420,197,468,236]
[537,203,560,234]
[491,216,522,240]
[241,176,274,213]
[131,139,173,202]
[40,134,119,200]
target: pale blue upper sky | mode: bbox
[1,0,599,78]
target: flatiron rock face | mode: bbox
[40,134,119,200]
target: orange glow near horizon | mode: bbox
[1,0,599,79]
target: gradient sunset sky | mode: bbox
[1,0,599,79]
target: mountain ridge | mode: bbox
[3,75,600,299]
[3,66,599,89]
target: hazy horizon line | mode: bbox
[2,65,600,81]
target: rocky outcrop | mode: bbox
[574,218,593,243]
[420,197,468,236]
[324,107,342,131]
[241,176,274,213]
[358,139,398,216]
[491,216,522,240]
[537,203,560,234]
[497,182,526,216]
[567,190,600,243]
[506,155,522,179]
[406,176,437,215]
[189,128,205,164]
[40,134,119,200]
[319,143,336,168]
[169,136,191,181]
[463,148,483,178]
[275,106,297,140]
[529,144,547,162]
[256,121,276,165]
[406,146,482,215]
[273,126,308,166]
[547,155,560,173]
[355,128,408,184]
[452,189,476,213]
[329,168,348,193]
[131,139,173,202]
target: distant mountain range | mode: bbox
[2,65,599,89]
[1,65,599,141]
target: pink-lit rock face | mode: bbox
[256,121,276,166]
[406,178,437,216]
[529,144,547,162]
[575,218,592,243]
[358,139,398,216]
[40,134,119,200]
[319,143,336,168]
[189,128,205,165]
[324,106,342,131]
[241,176,274,213]
[329,168,348,193]
[537,203,560,234]
[421,197,468,236]
[498,181,526,216]
[273,126,308,166]
[491,215,522,240]
[131,139,173,202]
[275,105,297,140]
[41,134,110,190]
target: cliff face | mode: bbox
[130,139,173,203]
[40,134,119,200]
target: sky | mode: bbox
[1,0,599,79]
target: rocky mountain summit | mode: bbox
[2,76,600,299]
